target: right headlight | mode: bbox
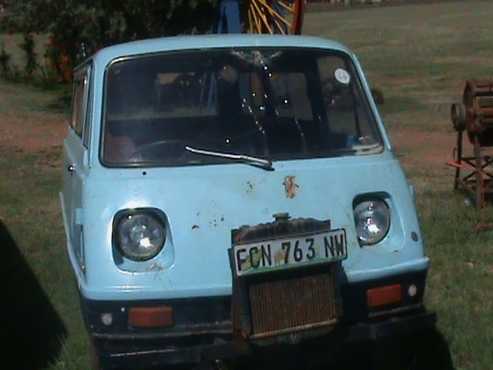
[115,209,166,261]
[354,199,390,246]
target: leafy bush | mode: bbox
[4,0,217,82]
[0,42,11,78]
[19,33,38,77]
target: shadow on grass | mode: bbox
[1,220,67,368]
[232,327,453,370]
[364,328,455,370]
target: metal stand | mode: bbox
[447,131,493,231]
[448,133,493,209]
[448,82,493,230]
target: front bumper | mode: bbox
[82,270,435,369]
[95,309,436,369]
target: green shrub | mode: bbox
[19,33,38,78]
[0,42,11,78]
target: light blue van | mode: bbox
[60,34,435,369]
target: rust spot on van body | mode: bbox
[283,176,299,198]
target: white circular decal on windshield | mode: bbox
[335,68,351,85]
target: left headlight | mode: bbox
[354,199,390,246]
[115,210,166,261]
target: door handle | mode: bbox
[67,164,75,173]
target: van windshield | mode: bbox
[102,47,382,166]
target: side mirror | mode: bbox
[371,88,384,105]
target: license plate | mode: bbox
[233,229,347,276]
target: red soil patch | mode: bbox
[0,112,66,153]
[390,127,458,169]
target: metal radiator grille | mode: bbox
[248,269,338,338]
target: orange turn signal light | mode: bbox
[367,284,402,308]
[128,306,174,328]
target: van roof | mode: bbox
[86,34,352,70]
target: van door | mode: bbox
[62,65,91,274]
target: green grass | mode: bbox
[0,80,66,114]
[305,0,493,131]
[1,1,493,369]
[0,147,90,369]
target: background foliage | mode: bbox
[3,0,217,80]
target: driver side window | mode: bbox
[71,67,91,146]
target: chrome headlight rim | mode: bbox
[113,208,167,261]
[353,198,391,246]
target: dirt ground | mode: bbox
[390,127,457,168]
[0,112,66,153]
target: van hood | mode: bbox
[82,154,424,300]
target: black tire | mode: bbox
[88,337,102,370]
[88,337,114,370]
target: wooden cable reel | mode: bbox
[450,80,493,209]
[244,0,304,34]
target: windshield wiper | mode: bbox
[185,146,274,171]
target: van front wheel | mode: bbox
[88,337,114,370]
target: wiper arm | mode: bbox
[185,146,274,171]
